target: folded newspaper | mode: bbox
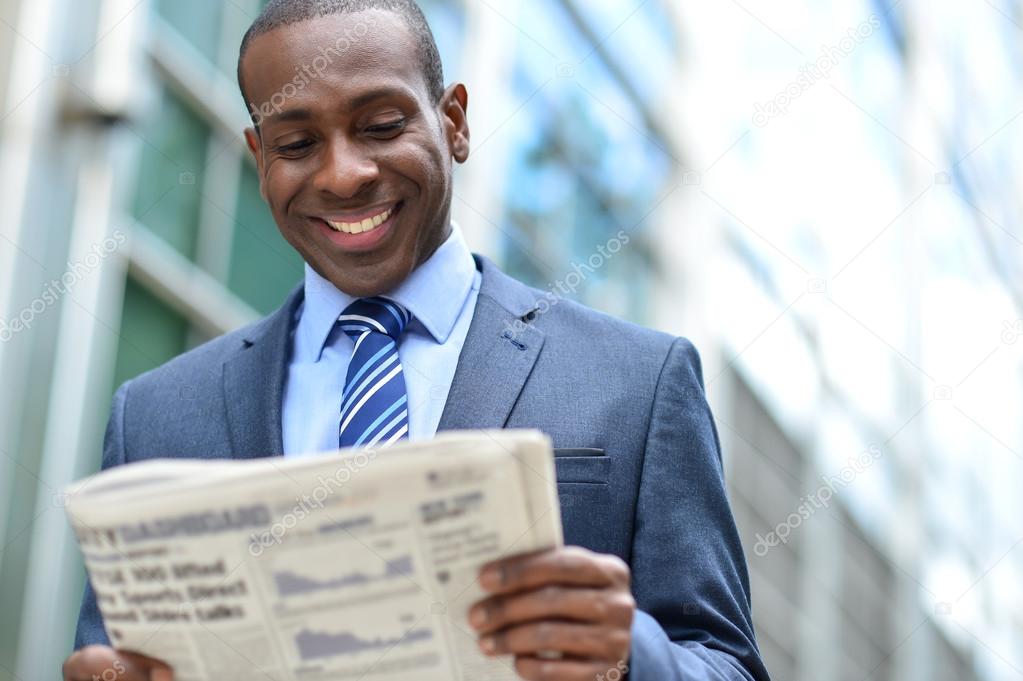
[64,429,563,681]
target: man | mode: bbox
[63,1,770,680]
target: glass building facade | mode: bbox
[0,1,1019,680]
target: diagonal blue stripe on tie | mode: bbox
[354,394,408,446]
[340,350,398,414]
[366,408,409,448]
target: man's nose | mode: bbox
[311,135,379,198]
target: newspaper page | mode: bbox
[63,429,563,681]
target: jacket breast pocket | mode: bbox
[553,448,609,485]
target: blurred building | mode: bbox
[0,1,1020,680]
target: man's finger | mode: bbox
[479,621,630,660]
[478,546,630,595]
[63,645,173,681]
[514,656,625,681]
[470,586,635,634]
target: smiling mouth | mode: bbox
[322,203,400,235]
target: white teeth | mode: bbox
[325,207,394,234]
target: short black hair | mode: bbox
[237,0,445,122]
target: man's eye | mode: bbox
[366,119,407,137]
[276,140,313,154]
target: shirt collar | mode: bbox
[299,221,477,361]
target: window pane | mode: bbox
[496,6,675,324]
[418,0,466,82]
[583,1,678,101]
[228,162,305,314]
[155,0,224,65]
[112,277,189,388]
[131,87,211,260]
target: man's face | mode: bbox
[241,10,470,297]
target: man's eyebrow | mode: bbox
[346,86,416,112]
[260,87,416,127]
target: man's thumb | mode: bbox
[149,668,173,681]
[117,650,173,680]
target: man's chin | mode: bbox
[316,259,411,298]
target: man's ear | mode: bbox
[441,83,470,164]
[243,127,268,201]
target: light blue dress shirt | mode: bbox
[282,223,481,456]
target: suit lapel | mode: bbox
[223,286,302,460]
[437,255,544,431]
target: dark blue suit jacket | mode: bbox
[75,254,770,680]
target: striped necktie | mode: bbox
[337,297,411,449]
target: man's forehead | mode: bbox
[242,10,419,97]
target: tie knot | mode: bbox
[338,297,410,341]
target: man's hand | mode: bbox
[469,546,635,681]
[62,645,173,681]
